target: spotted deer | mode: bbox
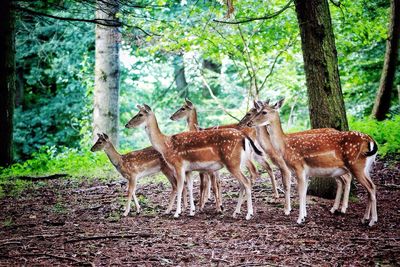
[90,133,187,216]
[170,100,222,212]
[238,100,353,216]
[170,98,279,200]
[247,99,378,226]
[126,104,262,219]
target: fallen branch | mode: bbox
[65,232,153,243]
[17,174,68,181]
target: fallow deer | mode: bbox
[170,98,279,200]
[247,99,378,226]
[238,100,353,216]
[170,100,222,212]
[126,104,262,219]
[90,133,187,216]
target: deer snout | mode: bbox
[247,121,254,127]
[125,123,131,128]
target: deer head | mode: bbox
[125,104,152,128]
[170,98,194,121]
[237,99,269,127]
[91,133,110,152]
[246,99,284,128]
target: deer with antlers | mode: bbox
[170,99,279,200]
[126,104,262,219]
[246,99,378,226]
[238,100,353,216]
[91,133,187,216]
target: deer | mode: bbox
[238,100,353,216]
[170,98,279,201]
[90,133,188,216]
[125,104,262,220]
[246,99,378,226]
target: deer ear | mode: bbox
[253,100,261,110]
[263,99,270,106]
[136,104,143,110]
[185,98,193,108]
[103,133,109,140]
[273,98,284,109]
[97,133,102,138]
[143,104,152,112]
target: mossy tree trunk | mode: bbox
[372,0,400,121]
[93,0,120,146]
[294,0,348,198]
[0,0,15,167]
[173,54,188,98]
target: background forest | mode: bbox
[1,0,399,189]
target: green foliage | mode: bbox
[349,115,400,156]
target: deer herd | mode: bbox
[91,98,378,227]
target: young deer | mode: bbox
[170,100,222,212]
[126,104,262,220]
[170,98,279,199]
[238,100,352,216]
[90,133,187,216]
[247,99,378,226]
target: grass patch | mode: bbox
[3,218,13,228]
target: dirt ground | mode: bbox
[0,157,399,266]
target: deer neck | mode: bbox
[264,117,286,156]
[187,108,199,131]
[145,113,168,153]
[104,143,122,168]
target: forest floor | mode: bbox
[0,157,399,266]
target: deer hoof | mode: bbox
[246,213,253,220]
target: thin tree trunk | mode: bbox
[93,0,120,146]
[0,0,15,167]
[173,54,188,98]
[295,0,348,198]
[372,0,400,121]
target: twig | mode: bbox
[214,0,293,24]
[65,232,153,243]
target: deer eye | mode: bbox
[138,113,143,117]
[180,107,185,110]
[262,111,268,115]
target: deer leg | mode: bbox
[352,167,377,226]
[295,169,307,224]
[210,172,223,213]
[186,172,195,216]
[165,184,177,215]
[123,178,135,216]
[340,173,352,214]
[279,162,292,215]
[199,172,208,211]
[174,167,185,218]
[331,177,344,214]
[257,156,279,198]
[246,159,259,184]
[131,177,141,214]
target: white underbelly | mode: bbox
[186,161,223,172]
[137,165,162,179]
[306,166,348,177]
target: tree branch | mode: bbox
[15,6,122,27]
[213,0,294,24]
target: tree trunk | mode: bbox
[173,54,188,98]
[372,0,400,121]
[0,0,15,167]
[93,0,120,146]
[295,0,348,199]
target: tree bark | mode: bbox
[295,0,348,198]
[0,0,15,167]
[93,0,120,146]
[372,0,400,121]
[173,54,188,98]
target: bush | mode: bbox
[348,115,400,156]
